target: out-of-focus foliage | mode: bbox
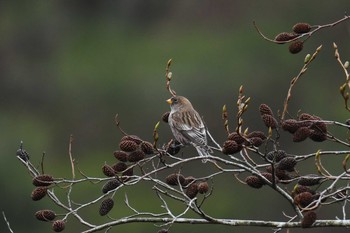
[1,1,349,232]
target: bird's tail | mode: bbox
[194,146,211,163]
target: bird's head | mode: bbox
[166,96,193,111]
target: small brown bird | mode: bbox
[166,96,211,160]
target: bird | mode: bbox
[166,96,211,161]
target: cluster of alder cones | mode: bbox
[15,147,65,232]
[165,173,209,199]
[274,22,312,54]
[99,135,155,216]
[221,103,329,228]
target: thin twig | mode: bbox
[2,211,14,233]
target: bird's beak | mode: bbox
[166,98,173,104]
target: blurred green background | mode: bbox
[1,1,350,232]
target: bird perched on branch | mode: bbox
[166,96,211,162]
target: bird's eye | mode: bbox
[172,98,178,103]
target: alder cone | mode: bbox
[293,127,310,142]
[128,150,145,162]
[186,183,199,199]
[140,141,154,155]
[301,211,317,228]
[266,150,287,162]
[113,151,128,162]
[282,119,302,133]
[119,140,138,152]
[277,157,297,172]
[35,210,56,221]
[309,129,327,142]
[99,198,114,216]
[274,32,298,42]
[247,131,266,140]
[31,187,47,201]
[245,176,264,189]
[102,164,116,177]
[102,179,121,194]
[32,174,54,187]
[248,137,264,147]
[292,185,315,198]
[165,173,185,186]
[294,191,314,208]
[298,175,324,186]
[227,132,245,144]
[293,23,311,34]
[121,135,143,145]
[183,176,196,187]
[197,181,209,194]
[222,140,241,154]
[52,220,65,232]
[261,114,278,129]
[112,162,128,173]
[259,103,274,116]
[289,41,303,54]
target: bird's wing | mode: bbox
[171,111,207,147]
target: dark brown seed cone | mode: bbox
[31,187,47,201]
[222,140,241,154]
[183,176,196,187]
[261,114,278,129]
[266,150,287,162]
[33,174,54,187]
[260,172,279,184]
[102,179,120,193]
[265,166,291,181]
[277,157,297,172]
[128,150,145,162]
[227,132,245,144]
[120,135,143,145]
[112,162,127,173]
[102,164,116,177]
[99,197,114,216]
[113,151,128,162]
[162,112,170,123]
[166,141,181,155]
[301,211,317,228]
[309,129,327,142]
[310,121,327,134]
[274,32,298,42]
[122,167,134,181]
[299,113,315,120]
[282,119,302,133]
[247,131,267,140]
[245,176,264,189]
[294,191,314,208]
[197,181,209,194]
[52,220,65,232]
[35,210,56,221]
[140,141,154,155]
[119,140,138,152]
[259,103,274,116]
[186,183,199,199]
[102,179,121,194]
[298,175,325,186]
[293,23,311,34]
[16,148,30,161]
[247,137,264,147]
[165,173,185,186]
[158,229,169,233]
[293,127,311,142]
[292,185,316,198]
[289,41,303,54]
